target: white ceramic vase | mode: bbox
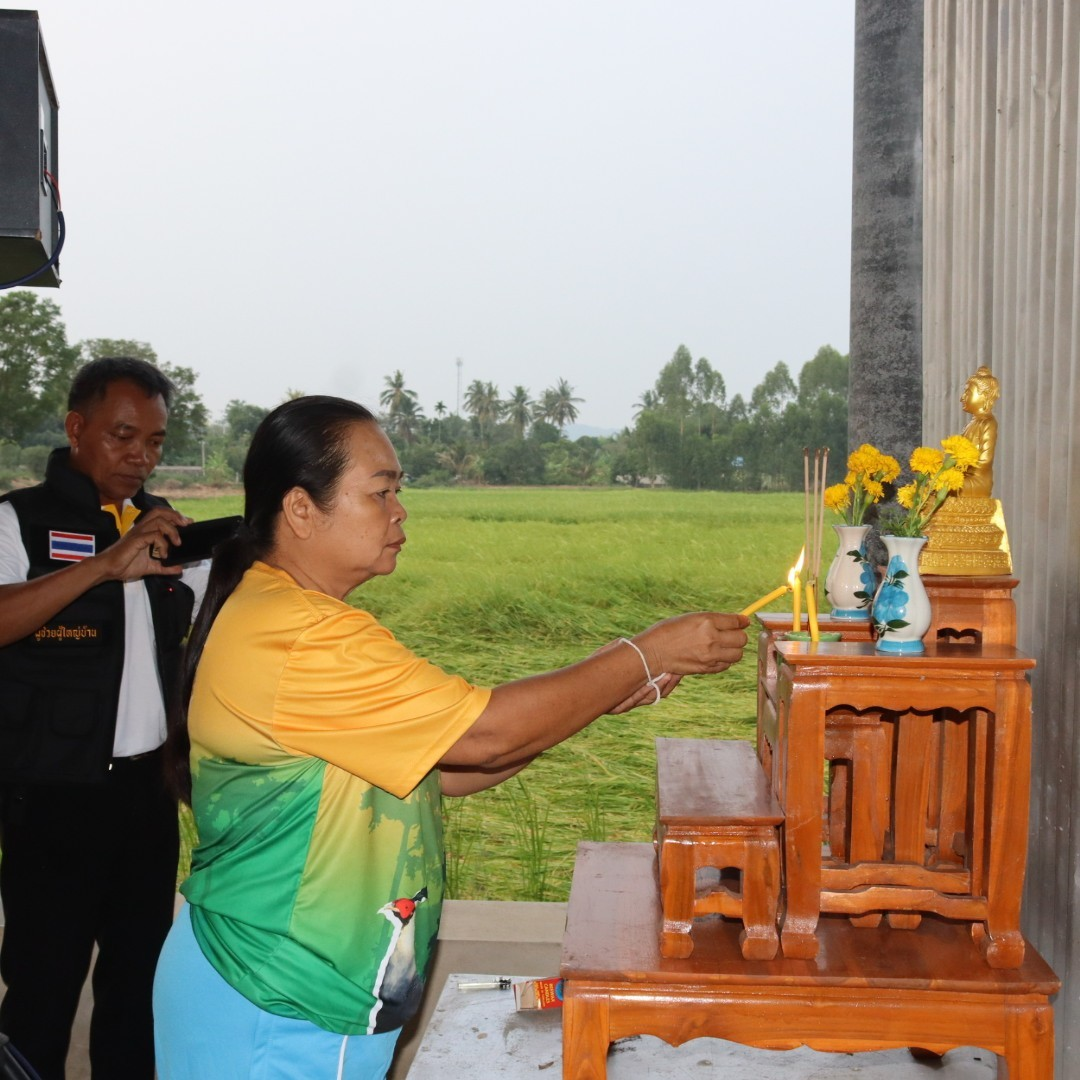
[871,535,931,654]
[824,524,874,619]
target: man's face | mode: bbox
[65,379,169,508]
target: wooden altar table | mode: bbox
[560,842,1059,1080]
[757,639,1035,965]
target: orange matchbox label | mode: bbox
[512,976,564,1010]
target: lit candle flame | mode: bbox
[740,548,809,621]
[788,546,805,587]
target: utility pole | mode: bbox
[455,357,463,416]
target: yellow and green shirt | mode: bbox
[181,562,491,1035]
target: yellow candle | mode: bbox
[806,581,820,642]
[740,584,790,618]
[789,548,805,632]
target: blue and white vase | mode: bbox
[824,524,874,619]
[871,535,931,653]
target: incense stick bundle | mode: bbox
[803,447,829,641]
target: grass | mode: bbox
[172,487,806,901]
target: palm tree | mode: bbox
[379,370,418,417]
[433,401,447,442]
[633,389,659,417]
[463,380,503,443]
[436,443,478,483]
[388,395,424,445]
[538,378,583,432]
[504,386,533,439]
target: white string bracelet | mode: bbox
[618,637,665,705]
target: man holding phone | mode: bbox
[0,357,208,1079]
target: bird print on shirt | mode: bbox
[366,886,428,1034]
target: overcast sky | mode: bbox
[28,0,854,432]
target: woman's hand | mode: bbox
[591,612,748,715]
[632,612,749,680]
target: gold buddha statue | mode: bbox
[922,366,1013,574]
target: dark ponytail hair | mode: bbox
[166,395,377,802]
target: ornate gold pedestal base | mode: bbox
[922,497,1012,575]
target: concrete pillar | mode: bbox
[849,0,924,463]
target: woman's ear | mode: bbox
[280,487,318,540]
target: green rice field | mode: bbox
[172,487,807,901]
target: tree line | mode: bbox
[0,290,848,491]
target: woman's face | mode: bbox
[309,422,408,594]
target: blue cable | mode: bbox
[0,1033,43,1080]
[1,170,65,291]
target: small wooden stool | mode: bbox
[655,738,784,960]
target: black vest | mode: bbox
[0,448,195,784]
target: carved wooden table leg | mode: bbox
[776,672,825,958]
[561,983,610,1080]
[980,675,1032,968]
[1000,999,1056,1079]
[739,825,782,960]
[656,835,695,959]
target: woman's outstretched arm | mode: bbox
[438,612,747,775]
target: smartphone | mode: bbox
[160,516,243,565]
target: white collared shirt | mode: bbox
[0,500,209,756]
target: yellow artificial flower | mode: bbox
[827,443,904,526]
[909,447,944,476]
[941,434,979,469]
[896,483,917,509]
[935,467,967,492]
[876,452,901,484]
[824,483,851,512]
[883,433,982,535]
[847,445,878,475]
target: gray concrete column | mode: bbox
[849,0,924,463]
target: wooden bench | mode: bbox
[655,737,784,960]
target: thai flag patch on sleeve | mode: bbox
[49,530,96,561]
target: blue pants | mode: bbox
[153,905,400,1080]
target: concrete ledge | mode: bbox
[438,899,567,943]
[391,900,568,1078]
